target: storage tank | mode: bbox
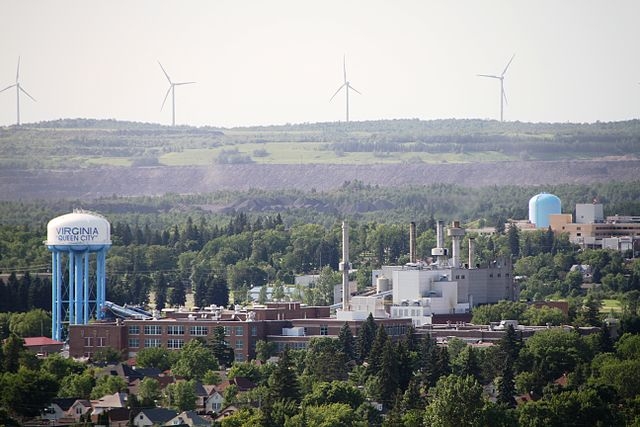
[46,211,111,249]
[376,276,391,293]
[528,193,561,228]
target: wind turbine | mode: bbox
[158,61,195,126]
[0,57,36,126]
[477,54,515,122]
[330,55,361,122]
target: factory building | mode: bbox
[550,202,640,253]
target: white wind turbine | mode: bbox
[0,57,36,126]
[330,55,361,122]
[158,61,195,126]
[477,54,515,122]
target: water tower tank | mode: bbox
[528,193,561,228]
[46,211,111,250]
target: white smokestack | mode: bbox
[409,221,416,263]
[468,237,475,268]
[340,221,350,310]
[448,221,465,269]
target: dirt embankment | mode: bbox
[1,160,638,200]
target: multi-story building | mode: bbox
[68,302,412,361]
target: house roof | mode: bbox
[23,336,64,347]
[167,410,211,427]
[50,397,79,411]
[138,407,177,424]
[93,392,128,408]
[107,407,133,422]
[216,377,257,393]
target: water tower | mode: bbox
[45,210,111,341]
[528,193,561,228]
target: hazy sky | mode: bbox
[1,1,639,127]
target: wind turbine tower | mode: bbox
[330,55,361,122]
[477,54,515,122]
[0,57,36,126]
[158,61,195,126]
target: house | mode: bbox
[133,407,178,426]
[216,376,257,393]
[41,397,78,424]
[164,410,211,426]
[105,407,134,427]
[91,391,129,421]
[23,336,64,356]
[203,387,224,414]
[68,399,93,421]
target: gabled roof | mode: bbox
[107,407,133,422]
[216,377,257,393]
[50,397,79,411]
[166,410,210,426]
[138,407,177,424]
[93,392,128,408]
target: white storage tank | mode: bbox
[528,193,561,228]
[46,210,111,249]
[376,276,390,293]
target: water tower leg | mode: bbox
[83,253,90,324]
[74,252,84,325]
[68,254,75,325]
[96,249,107,320]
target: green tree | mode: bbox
[424,374,487,427]
[285,402,367,427]
[267,347,300,403]
[302,338,347,384]
[208,326,234,368]
[302,380,364,409]
[255,340,276,363]
[137,377,162,407]
[356,313,376,363]
[172,339,219,381]
[165,380,197,411]
[90,374,127,399]
[0,367,59,417]
[57,371,95,399]
[135,347,172,371]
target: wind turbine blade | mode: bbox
[502,54,515,76]
[349,85,362,95]
[174,81,196,86]
[158,61,172,83]
[343,55,347,83]
[477,74,500,79]
[161,86,172,110]
[503,90,508,106]
[16,56,21,82]
[330,84,346,101]
[0,84,17,94]
[19,86,36,102]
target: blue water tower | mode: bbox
[528,193,561,228]
[46,210,111,341]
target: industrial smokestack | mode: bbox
[468,237,475,269]
[340,221,350,311]
[448,221,465,268]
[437,220,445,249]
[409,221,416,263]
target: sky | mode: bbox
[1,1,639,128]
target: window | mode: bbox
[167,325,185,335]
[96,337,106,347]
[235,340,244,349]
[251,325,257,337]
[144,338,161,348]
[167,339,184,349]
[128,325,140,335]
[235,353,244,362]
[224,326,231,336]
[320,325,328,336]
[83,337,93,347]
[144,325,162,335]
[128,338,139,348]
[190,326,208,336]
[235,326,244,336]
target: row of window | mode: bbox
[127,338,245,350]
[128,325,257,336]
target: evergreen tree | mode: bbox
[194,276,207,308]
[420,335,440,387]
[507,223,520,259]
[356,313,377,363]
[496,357,516,408]
[367,324,388,375]
[208,326,235,368]
[154,273,167,311]
[206,274,229,307]
[458,346,482,382]
[267,347,300,403]
[337,323,356,362]
[378,340,400,408]
[168,279,186,307]
[402,378,423,411]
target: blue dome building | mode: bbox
[528,193,561,228]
